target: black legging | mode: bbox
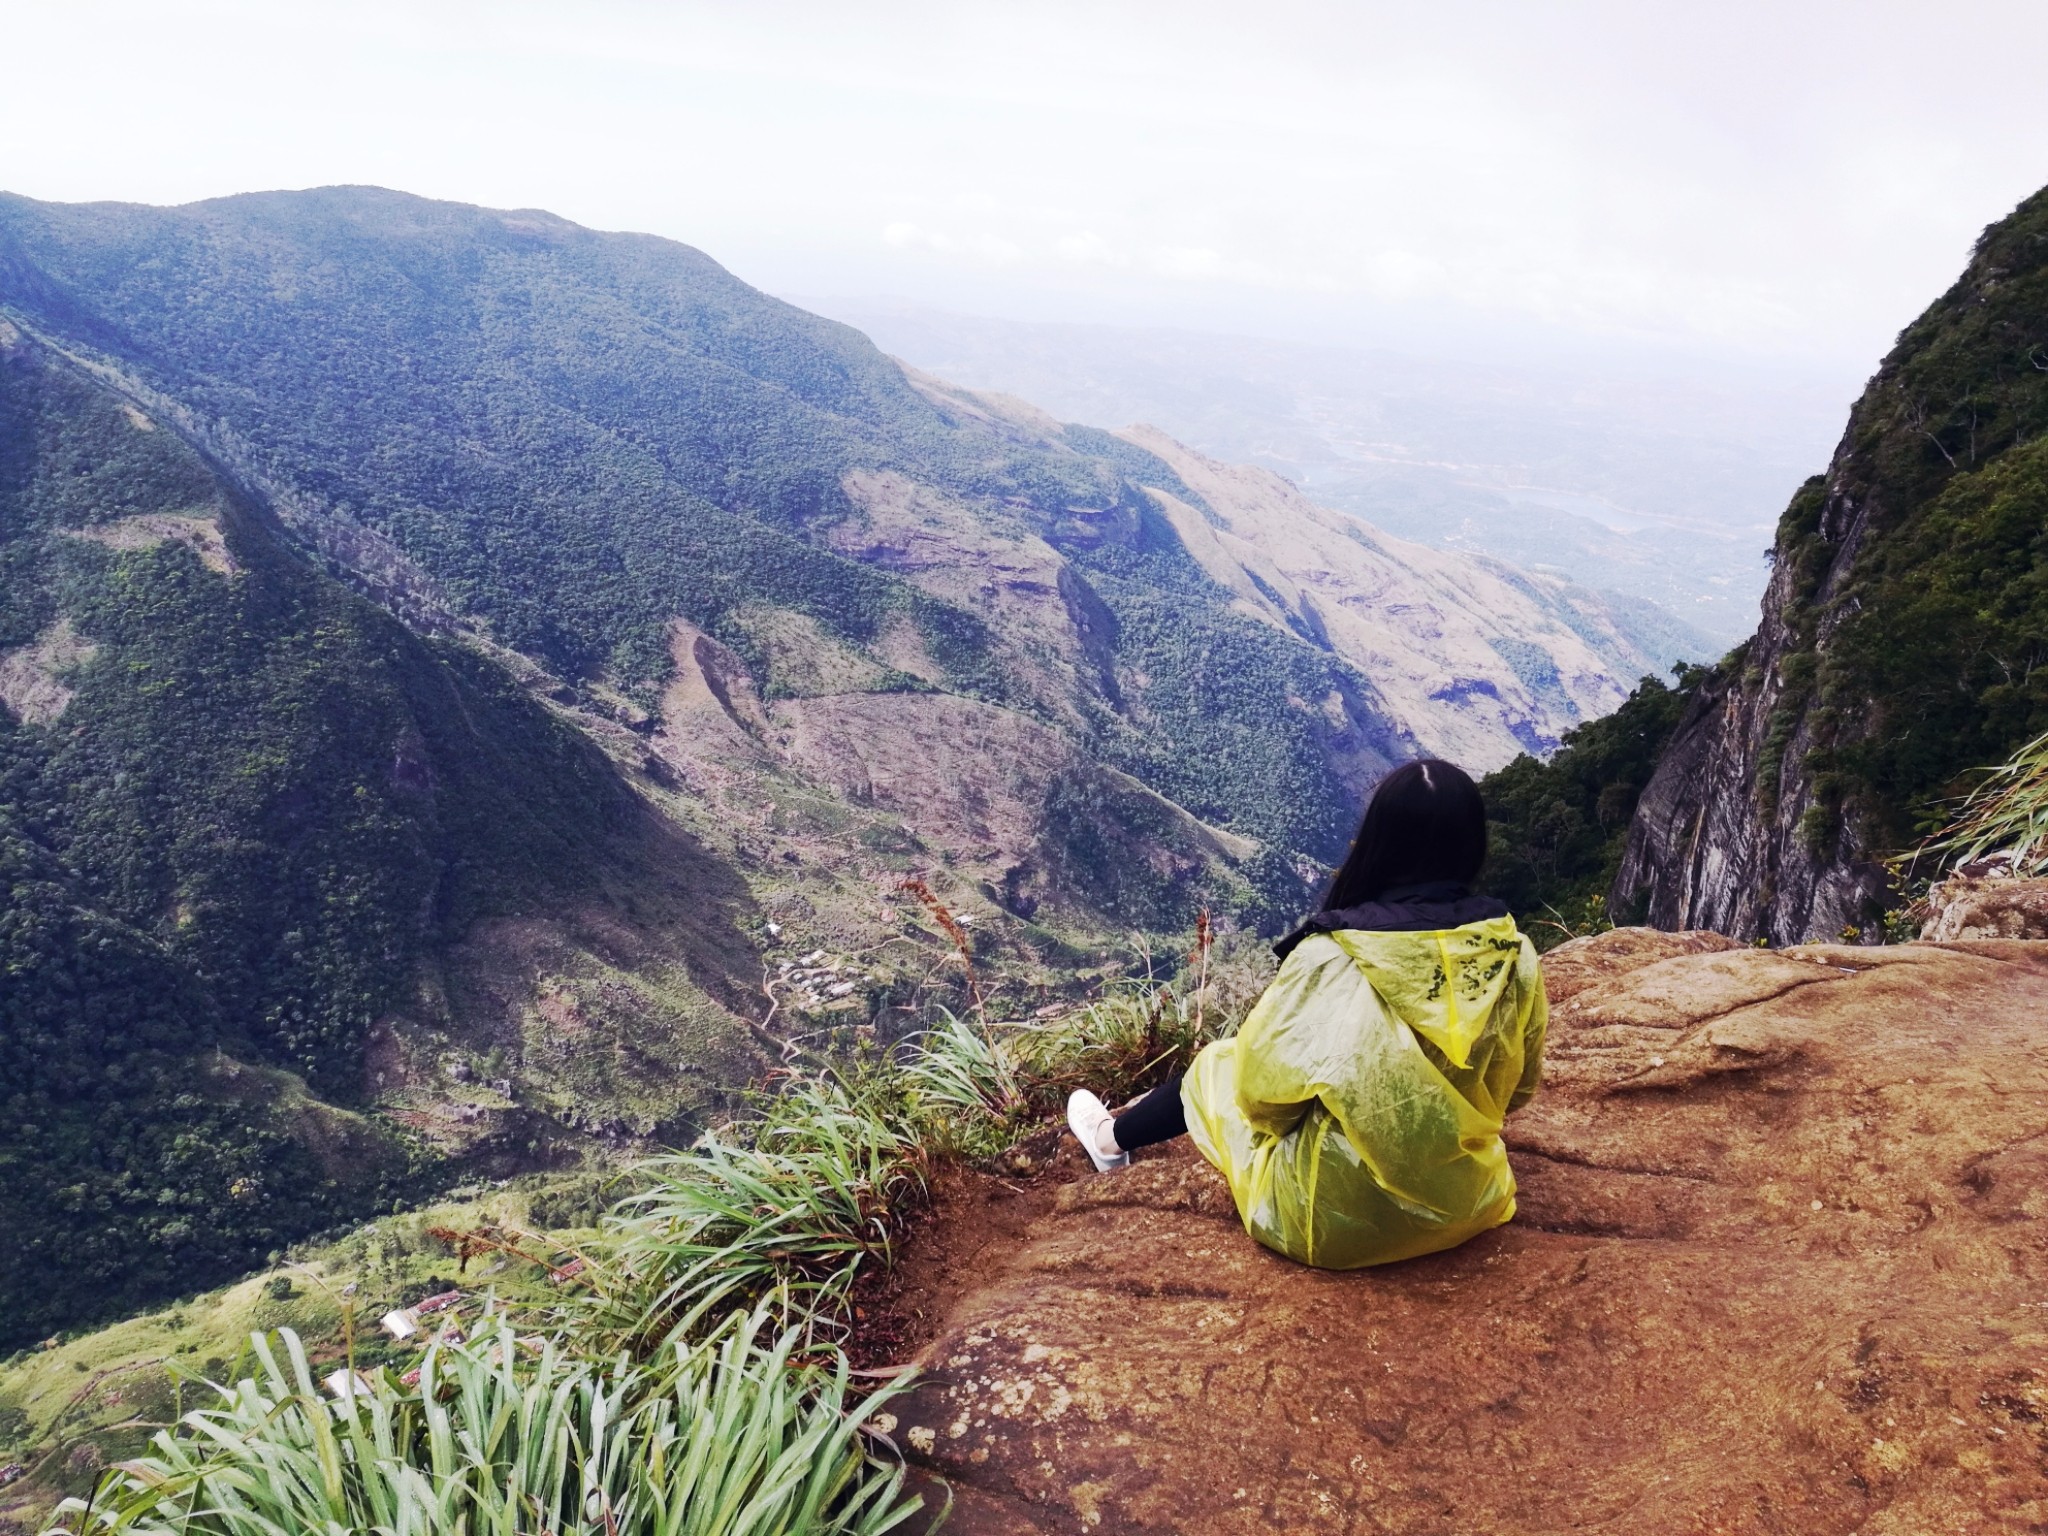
[1111,1074,1188,1152]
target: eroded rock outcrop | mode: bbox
[1922,876,2048,942]
[891,929,2048,1533]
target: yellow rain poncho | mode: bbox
[1183,917,1547,1268]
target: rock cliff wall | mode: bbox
[1608,465,1888,943]
[1614,185,2048,943]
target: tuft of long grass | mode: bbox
[1012,973,1235,1105]
[579,1077,922,1358]
[892,1008,1029,1158]
[1904,727,2048,881]
[48,1310,919,1536]
[47,958,1258,1536]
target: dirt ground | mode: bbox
[850,1144,1068,1371]
[873,930,2048,1535]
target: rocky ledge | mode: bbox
[1921,876,2048,943]
[890,928,2048,1534]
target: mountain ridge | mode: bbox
[0,323,772,1346]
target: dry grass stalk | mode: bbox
[424,1223,582,1283]
[899,876,985,1019]
[1190,908,1214,1039]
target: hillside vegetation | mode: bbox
[0,331,757,1348]
[0,188,1358,871]
[1773,188,2048,860]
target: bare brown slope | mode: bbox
[885,930,2048,1534]
[1119,424,1666,765]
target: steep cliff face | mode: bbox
[1615,186,2048,943]
[1608,508,1879,943]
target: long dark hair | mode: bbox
[1321,758,1487,910]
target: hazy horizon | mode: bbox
[802,293,1854,644]
[10,0,2044,650]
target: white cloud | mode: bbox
[881,222,1025,264]
[1053,231,1125,266]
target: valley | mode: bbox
[809,297,1852,648]
[0,185,1682,1346]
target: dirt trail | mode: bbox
[885,930,2048,1534]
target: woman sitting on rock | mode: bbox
[1066,758,1548,1268]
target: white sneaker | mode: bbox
[1066,1089,1130,1172]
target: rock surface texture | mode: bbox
[893,929,2048,1533]
[1610,615,1882,946]
[1922,876,2048,942]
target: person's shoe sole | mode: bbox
[1066,1089,1131,1172]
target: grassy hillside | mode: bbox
[0,332,756,1348]
[0,964,1254,1535]
[0,1175,601,1525]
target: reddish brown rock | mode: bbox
[891,929,2048,1534]
[1921,876,2048,942]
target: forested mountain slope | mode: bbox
[0,327,768,1346]
[0,187,1674,905]
[1610,184,2048,942]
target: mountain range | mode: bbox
[0,184,1684,1340]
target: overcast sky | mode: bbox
[7,1,2047,370]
